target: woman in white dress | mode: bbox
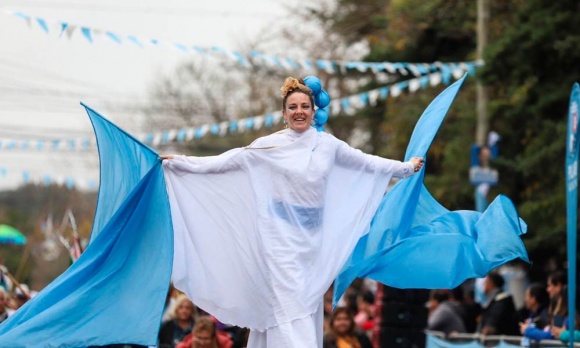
[161,77,423,348]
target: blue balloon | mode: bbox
[314,89,330,108]
[314,108,329,126]
[304,76,322,95]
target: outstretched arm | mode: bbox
[161,150,244,174]
[161,154,220,164]
[335,140,423,178]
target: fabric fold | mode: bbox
[334,75,529,305]
[0,105,173,347]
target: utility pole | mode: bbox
[476,0,489,146]
[473,0,491,213]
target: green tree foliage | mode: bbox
[316,0,580,264]
[482,0,580,261]
[312,0,481,209]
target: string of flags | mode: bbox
[0,68,466,189]
[3,9,483,76]
[1,9,475,189]
[1,69,470,152]
[0,167,97,191]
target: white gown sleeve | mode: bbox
[172,154,219,165]
[163,148,245,175]
[334,138,415,178]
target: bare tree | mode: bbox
[142,1,373,154]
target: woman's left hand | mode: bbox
[410,157,424,172]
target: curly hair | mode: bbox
[280,77,314,109]
[169,294,198,321]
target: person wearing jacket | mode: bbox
[177,316,232,348]
[323,307,372,348]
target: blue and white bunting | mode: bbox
[0,70,470,151]
[0,167,97,190]
[3,9,483,77]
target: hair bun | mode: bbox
[281,77,310,98]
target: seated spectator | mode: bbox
[517,283,549,331]
[323,307,372,348]
[158,294,198,348]
[176,316,232,348]
[520,285,574,342]
[478,271,519,335]
[427,289,466,336]
[452,284,481,333]
[546,270,566,301]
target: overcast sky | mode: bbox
[0,0,294,190]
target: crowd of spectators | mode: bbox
[1,258,579,347]
[423,269,580,346]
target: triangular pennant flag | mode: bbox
[127,35,143,48]
[13,12,32,27]
[409,78,421,93]
[59,22,69,37]
[80,27,93,43]
[36,18,49,33]
[105,31,122,44]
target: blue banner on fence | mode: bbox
[566,82,579,348]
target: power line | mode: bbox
[0,58,134,95]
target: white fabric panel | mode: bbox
[163,127,415,343]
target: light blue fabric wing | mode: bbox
[334,75,529,304]
[0,105,173,347]
[86,103,161,242]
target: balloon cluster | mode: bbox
[304,76,330,132]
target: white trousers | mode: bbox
[247,301,324,348]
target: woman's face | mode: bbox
[193,329,213,348]
[546,280,562,299]
[332,312,352,336]
[176,300,194,321]
[283,92,314,132]
[524,288,537,310]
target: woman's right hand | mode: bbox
[410,157,424,172]
[161,155,176,160]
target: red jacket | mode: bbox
[176,331,233,348]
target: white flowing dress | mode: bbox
[162,127,415,347]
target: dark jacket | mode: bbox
[158,319,194,348]
[480,291,519,335]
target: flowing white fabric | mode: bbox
[162,127,415,346]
